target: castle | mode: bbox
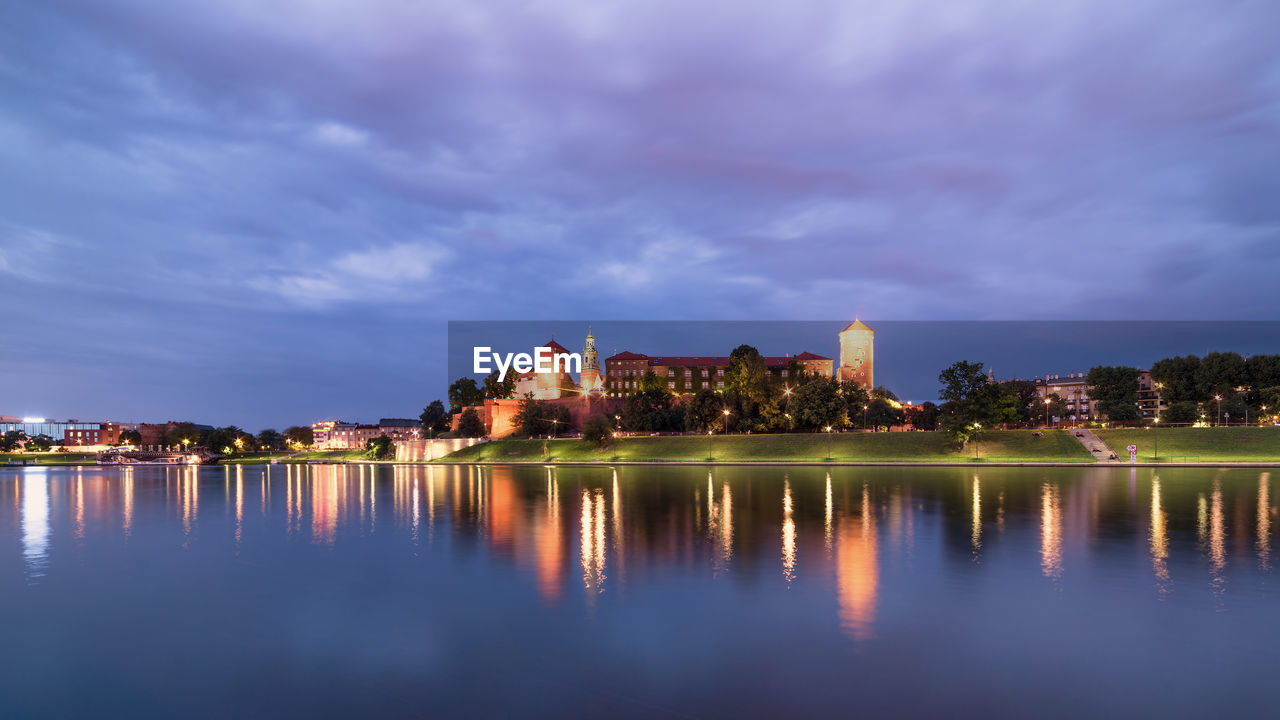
[456,320,875,437]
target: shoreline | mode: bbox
[7,459,1279,469]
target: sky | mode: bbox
[1,0,1278,429]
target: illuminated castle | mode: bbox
[836,319,874,390]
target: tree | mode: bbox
[512,395,570,436]
[1044,393,1069,424]
[1195,352,1248,399]
[165,422,204,447]
[582,415,614,449]
[905,402,939,431]
[256,429,283,451]
[621,389,683,432]
[937,360,1017,446]
[865,398,904,431]
[684,389,725,432]
[636,369,666,394]
[118,429,142,446]
[790,377,847,430]
[1001,380,1042,423]
[0,430,27,452]
[1086,366,1141,423]
[838,381,871,427]
[1162,401,1199,425]
[364,434,394,460]
[724,345,773,429]
[420,400,451,436]
[1246,355,1280,404]
[482,370,517,400]
[448,377,485,413]
[1150,355,1201,404]
[207,426,253,454]
[457,408,486,438]
[27,434,54,452]
[284,425,314,448]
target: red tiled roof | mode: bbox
[542,339,571,354]
[606,351,648,360]
[793,351,831,361]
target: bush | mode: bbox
[582,415,614,449]
[457,408,486,438]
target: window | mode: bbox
[702,382,709,389]
[781,369,788,377]
[684,369,692,377]
[717,368,724,376]
[716,381,724,389]
[668,381,675,389]
[701,369,709,377]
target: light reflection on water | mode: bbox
[3,463,1280,716]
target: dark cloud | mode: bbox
[1,0,1277,427]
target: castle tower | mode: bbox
[836,319,874,390]
[580,327,602,395]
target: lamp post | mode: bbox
[1215,394,1222,426]
[1045,397,1052,429]
[973,423,982,462]
[707,430,714,463]
[784,413,792,433]
[722,408,731,434]
[862,404,869,431]
[825,426,833,462]
[1153,417,1159,462]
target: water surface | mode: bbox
[1,464,1277,718]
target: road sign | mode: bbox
[1127,444,1138,463]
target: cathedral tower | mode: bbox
[581,327,602,395]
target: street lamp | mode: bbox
[1215,394,1222,426]
[1153,417,1159,462]
[784,413,792,433]
[862,404,869,431]
[825,425,833,462]
[973,423,982,462]
[1044,397,1052,429]
[707,430,714,463]
[722,408,731,434]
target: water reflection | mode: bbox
[21,471,50,579]
[1040,482,1063,582]
[4,464,1280,645]
[837,483,878,641]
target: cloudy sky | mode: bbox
[1,0,1277,428]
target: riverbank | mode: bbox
[439,429,1097,464]
[6,427,1277,468]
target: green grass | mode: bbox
[221,450,370,464]
[1095,426,1280,462]
[0,453,98,466]
[438,429,1094,463]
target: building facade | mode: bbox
[602,352,832,397]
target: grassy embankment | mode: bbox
[219,450,370,464]
[1095,426,1280,463]
[1,452,99,466]
[439,429,1094,463]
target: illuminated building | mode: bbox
[836,319,874,390]
[603,352,832,397]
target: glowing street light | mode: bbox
[1153,417,1159,462]
[862,404,869,431]
[825,425,833,461]
[1215,394,1223,426]
[1045,397,1052,428]
[707,429,714,462]
[722,408,731,434]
